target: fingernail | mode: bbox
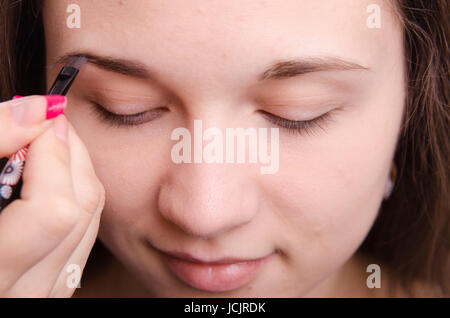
[45,95,66,120]
[9,95,67,126]
[53,115,68,142]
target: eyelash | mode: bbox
[91,101,334,136]
[90,102,167,128]
[259,110,334,136]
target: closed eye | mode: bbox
[90,102,168,127]
[259,109,334,136]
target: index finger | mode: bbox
[0,95,66,157]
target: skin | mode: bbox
[0,97,104,297]
[42,0,405,297]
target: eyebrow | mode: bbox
[55,53,149,78]
[259,57,369,80]
[54,52,369,81]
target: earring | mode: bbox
[383,163,397,200]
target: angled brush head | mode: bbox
[47,56,87,95]
[64,55,87,70]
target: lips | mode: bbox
[157,248,274,292]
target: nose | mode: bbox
[158,161,260,239]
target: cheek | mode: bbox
[92,149,167,214]
[262,103,401,272]
[260,154,380,264]
[66,110,173,231]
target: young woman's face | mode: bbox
[43,0,405,296]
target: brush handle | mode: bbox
[0,95,29,213]
[0,148,28,212]
[0,62,81,213]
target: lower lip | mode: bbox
[161,253,272,292]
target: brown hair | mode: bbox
[0,0,449,296]
[359,0,450,297]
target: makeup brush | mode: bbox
[0,56,88,212]
[48,56,88,95]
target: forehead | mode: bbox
[43,0,402,88]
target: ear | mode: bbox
[383,178,394,200]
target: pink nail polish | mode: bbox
[45,95,66,120]
[13,95,23,100]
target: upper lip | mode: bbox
[156,247,272,265]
